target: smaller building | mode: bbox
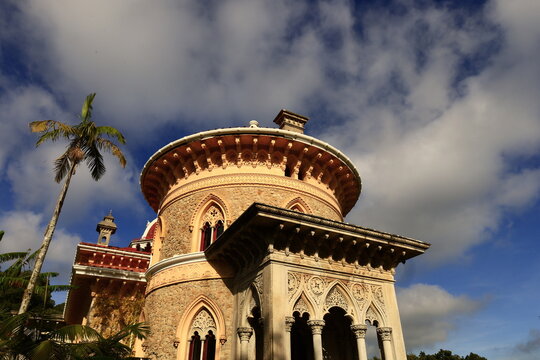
[64,213,153,337]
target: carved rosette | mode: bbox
[371,285,385,312]
[376,327,392,341]
[288,272,299,299]
[307,320,325,335]
[308,276,325,304]
[350,324,368,339]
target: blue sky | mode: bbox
[1,0,539,359]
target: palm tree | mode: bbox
[19,93,126,314]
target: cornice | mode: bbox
[146,251,207,279]
[72,264,147,282]
[140,127,361,215]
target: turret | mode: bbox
[96,211,117,246]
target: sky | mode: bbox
[0,0,539,359]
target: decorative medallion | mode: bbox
[351,283,367,302]
[308,276,325,296]
[288,272,299,297]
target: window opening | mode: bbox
[199,205,225,251]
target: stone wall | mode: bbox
[144,279,234,360]
[158,175,341,260]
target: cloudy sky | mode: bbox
[1,0,539,358]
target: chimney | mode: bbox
[273,109,309,134]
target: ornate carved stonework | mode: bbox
[237,327,254,341]
[202,205,224,226]
[371,285,386,313]
[191,309,216,333]
[146,260,233,294]
[325,287,348,311]
[293,296,310,316]
[351,283,368,302]
[350,324,368,339]
[377,327,392,341]
[307,320,325,335]
[288,272,299,298]
[285,316,295,332]
[253,274,263,295]
[308,276,325,297]
[160,173,342,219]
[365,306,379,325]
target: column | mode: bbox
[376,327,394,360]
[350,324,368,360]
[284,316,295,360]
[307,320,325,360]
[237,327,253,360]
[199,339,205,360]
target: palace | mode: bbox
[65,110,429,360]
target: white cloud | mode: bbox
[0,0,538,266]
[397,284,483,351]
[0,210,81,271]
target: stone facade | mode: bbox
[135,112,430,360]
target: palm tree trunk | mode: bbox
[18,162,76,314]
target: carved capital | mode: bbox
[237,327,253,342]
[285,316,295,332]
[376,327,392,341]
[350,324,368,339]
[307,320,325,335]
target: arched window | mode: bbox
[215,220,224,238]
[201,222,212,251]
[199,205,225,251]
[188,331,201,360]
[188,309,217,360]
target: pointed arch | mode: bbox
[291,292,316,318]
[323,282,357,322]
[363,302,386,327]
[285,197,312,214]
[176,295,226,360]
[190,194,229,252]
[150,216,165,266]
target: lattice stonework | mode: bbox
[191,309,217,334]
[202,206,224,227]
[325,287,348,311]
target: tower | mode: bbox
[96,211,117,246]
[138,111,429,360]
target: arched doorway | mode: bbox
[291,312,314,360]
[322,307,358,360]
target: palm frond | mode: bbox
[0,252,28,265]
[81,93,96,121]
[53,152,72,183]
[29,121,76,142]
[50,325,101,344]
[96,139,127,168]
[96,126,126,144]
[83,144,105,181]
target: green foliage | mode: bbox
[29,93,126,183]
[405,349,487,360]
[0,235,67,313]
[0,307,149,360]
